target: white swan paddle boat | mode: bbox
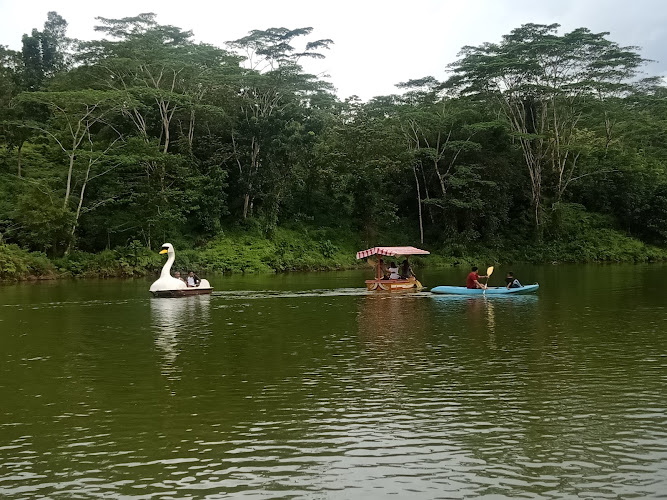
[149,243,213,298]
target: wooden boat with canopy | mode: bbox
[356,246,430,291]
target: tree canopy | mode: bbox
[1,15,666,263]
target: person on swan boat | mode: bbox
[466,266,488,289]
[187,271,201,287]
[174,271,186,283]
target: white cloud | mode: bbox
[1,0,665,100]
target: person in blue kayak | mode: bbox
[466,266,488,289]
[505,272,522,289]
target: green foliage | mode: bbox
[0,244,54,280]
[446,23,651,231]
[53,244,161,278]
[188,226,358,273]
[19,12,70,90]
[13,185,73,254]
[1,13,667,280]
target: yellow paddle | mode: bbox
[484,266,494,294]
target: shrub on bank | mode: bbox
[177,227,359,273]
[53,245,162,278]
[0,244,55,280]
[39,227,361,279]
[2,223,667,282]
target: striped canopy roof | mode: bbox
[356,246,430,260]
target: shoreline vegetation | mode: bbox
[2,16,667,281]
[2,225,667,282]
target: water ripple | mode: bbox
[1,275,667,498]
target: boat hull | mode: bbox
[365,278,423,291]
[431,284,539,295]
[151,287,213,298]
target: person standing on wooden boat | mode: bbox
[466,266,488,289]
[505,272,522,289]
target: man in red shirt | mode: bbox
[466,266,488,289]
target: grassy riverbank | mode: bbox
[0,227,363,281]
[2,224,667,282]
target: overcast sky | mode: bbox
[1,0,665,100]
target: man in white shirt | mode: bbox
[186,271,200,287]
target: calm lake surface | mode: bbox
[1,265,666,499]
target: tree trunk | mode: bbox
[17,142,23,178]
[242,138,261,219]
[432,131,450,197]
[162,120,170,154]
[64,152,75,209]
[413,164,424,244]
[531,171,542,239]
[420,163,435,224]
[66,158,94,254]
[188,108,195,151]
[243,192,251,220]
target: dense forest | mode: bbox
[2,13,667,279]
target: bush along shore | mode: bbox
[2,225,667,282]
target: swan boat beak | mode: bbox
[159,249,168,254]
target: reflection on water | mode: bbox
[486,298,495,332]
[357,293,430,343]
[151,295,211,382]
[1,269,667,498]
[213,287,368,300]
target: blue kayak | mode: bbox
[431,284,539,295]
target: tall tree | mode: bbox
[446,23,647,234]
[0,45,31,177]
[40,12,70,78]
[19,12,70,90]
[75,15,241,244]
[15,89,125,252]
[226,27,334,222]
[81,14,239,153]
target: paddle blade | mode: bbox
[486,266,494,277]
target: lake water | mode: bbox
[1,265,666,498]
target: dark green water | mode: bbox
[1,265,666,498]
